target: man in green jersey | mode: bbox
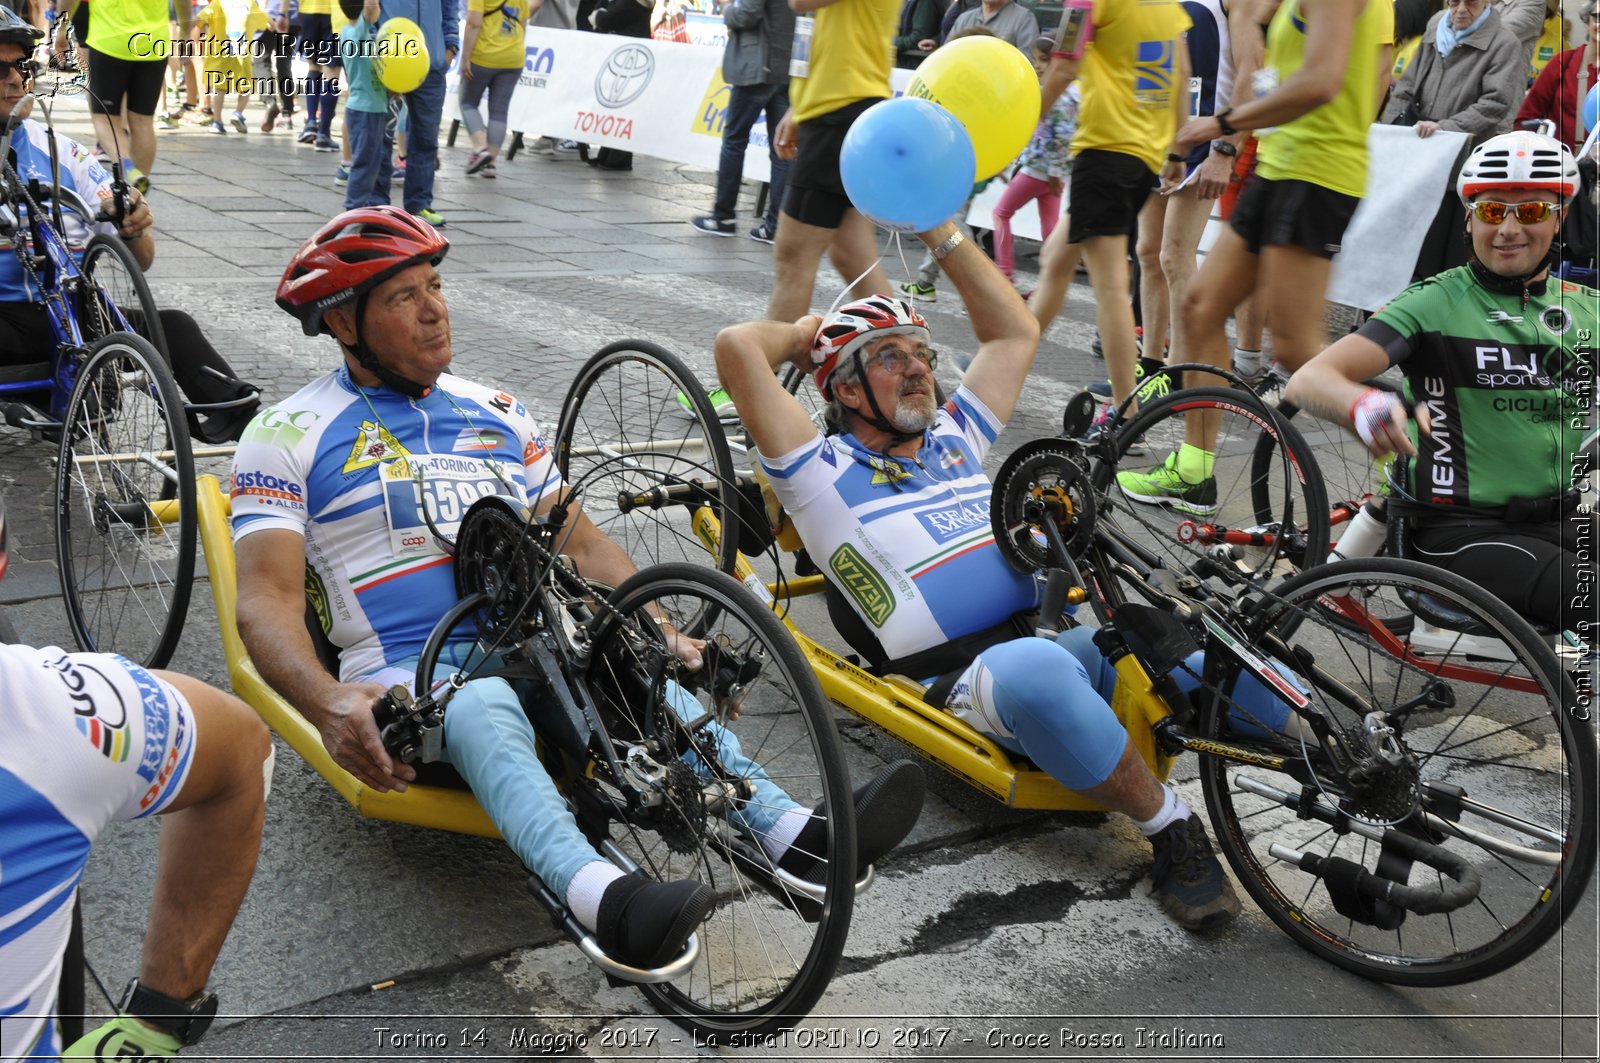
[1287,131,1596,640]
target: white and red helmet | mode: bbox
[812,296,930,400]
[1457,131,1580,206]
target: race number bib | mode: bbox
[790,15,813,78]
[1189,75,1203,118]
[380,456,514,557]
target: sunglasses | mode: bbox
[864,345,938,374]
[1470,200,1558,224]
[0,58,34,79]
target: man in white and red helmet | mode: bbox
[1287,130,1597,639]
[717,220,1255,932]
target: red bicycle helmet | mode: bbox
[812,295,930,400]
[276,207,449,336]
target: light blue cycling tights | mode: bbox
[391,645,803,897]
[943,627,1293,792]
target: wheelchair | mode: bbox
[552,341,1594,985]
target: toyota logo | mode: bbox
[595,43,654,109]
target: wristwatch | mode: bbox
[1211,139,1239,157]
[1214,104,1239,137]
[931,231,965,260]
[119,979,219,1047]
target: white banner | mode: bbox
[443,29,913,183]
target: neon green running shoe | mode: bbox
[676,386,737,420]
[1117,450,1219,515]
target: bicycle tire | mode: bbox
[1258,377,1403,564]
[1097,386,1330,584]
[55,332,196,668]
[554,341,740,574]
[1199,557,1594,986]
[57,895,86,1044]
[79,233,171,367]
[588,562,854,1037]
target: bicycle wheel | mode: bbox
[554,342,740,573]
[1199,557,1594,986]
[585,562,854,1037]
[79,233,171,366]
[55,332,196,668]
[1098,387,1330,584]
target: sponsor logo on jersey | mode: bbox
[1540,305,1573,337]
[231,469,306,504]
[488,391,515,413]
[453,427,504,453]
[1473,345,1554,387]
[916,499,991,543]
[242,406,319,448]
[49,654,132,763]
[342,420,412,474]
[868,457,912,486]
[1486,310,1524,325]
[1133,40,1179,107]
[524,434,549,465]
[937,447,967,470]
[830,543,896,626]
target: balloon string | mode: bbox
[824,256,886,317]
[890,231,919,312]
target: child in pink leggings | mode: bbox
[992,39,1078,283]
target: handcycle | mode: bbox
[91,457,865,1038]
[0,86,249,667]
[553,343,1594,983]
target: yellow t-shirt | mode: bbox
[300,0,334,16]
[469,0,528,69]
[1256,0,1393,198]
[197,0,229,72]
[789,0,898,124]
[1391,34,1419,79]
[244,2,270,36]
[1068,0,1192,173]
[1529,14,1565,82]
[89,0,168,62]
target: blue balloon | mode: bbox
[840,97,977,233]
[1586,84,1600,135]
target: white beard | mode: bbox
[890,394,937,433]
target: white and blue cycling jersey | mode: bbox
[0,121,119,304]
[760,385,1039,661]
[230,367,563,682]
[0,646,195,1062]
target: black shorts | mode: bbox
[782,97,879,230]
[295,13,340,67]
[1066,149,1158,243]
[1228,176,1360,259]
[1413,514,1595,637]
[70,1,88,44]
[86,50,166,116]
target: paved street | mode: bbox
[0,100,1594,1063]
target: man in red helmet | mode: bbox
[231,207,924,972]
[715,220,1264,932]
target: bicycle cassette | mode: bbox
[990,439,1097,572]
[453,494,546,641]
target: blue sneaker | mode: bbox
[334,165,349,186]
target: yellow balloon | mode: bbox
[373,17,431,95]
[906,36,1042,181]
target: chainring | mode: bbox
[990,439,1097,572]
[452,495,545,642]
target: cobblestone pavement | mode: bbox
[0,102,1593,1063]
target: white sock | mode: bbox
[1232,346,1262,373]
[1133,787,1191,837]
[758,807,813,863]
[565,860,626,931]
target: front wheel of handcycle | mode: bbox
[1095,386,1329,585]
[554,341,741,574]
[79,233,171,365]
[1199,557,1594,986]
[54,331,196,668]
[584,562,855,1037]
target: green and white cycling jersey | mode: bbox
[1359,265,1599,510]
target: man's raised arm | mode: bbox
[926,220,1040,424]
[714,315,826,458]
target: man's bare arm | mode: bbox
[715,317,826,459]
[235,529,411,791]
[929,220,1040,423]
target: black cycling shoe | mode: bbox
[595,873,716,968]
[778,759,926,882]
[1148,814,1241,931]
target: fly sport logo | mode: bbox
[830,543,896,626]
[1133,40,1179,108]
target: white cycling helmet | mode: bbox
[1456,131,1580,206]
